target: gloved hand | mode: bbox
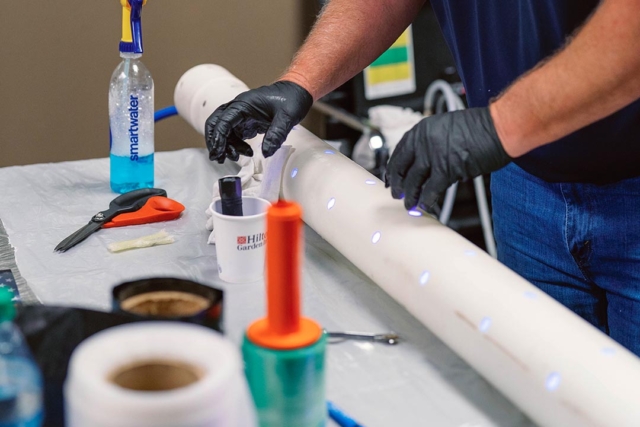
[385,107,512,212]
[205,81,313,163]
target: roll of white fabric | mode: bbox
[352,105,424,170]
[64,322,257,427]
[175,64,640,427]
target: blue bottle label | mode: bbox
[128,95,140,161]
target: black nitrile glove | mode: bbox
[205,81,313,163]
[385,107,512,213]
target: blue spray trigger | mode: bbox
[129,0,144,54]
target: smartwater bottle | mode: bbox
[0,289,43,427]
[109,0,154,193]
[109,52,154,193]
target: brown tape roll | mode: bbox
[112,278,223,332]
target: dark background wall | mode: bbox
[0,1,320,167]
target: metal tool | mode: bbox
[326,331,400,345]
[312,100,389,180]
[55,188,167,252]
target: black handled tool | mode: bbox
[218,176,243,216]
[55,188,167,253]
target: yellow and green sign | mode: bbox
[364,26,416,100]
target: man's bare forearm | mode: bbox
[280,0,425,100]
[490,0,640,157]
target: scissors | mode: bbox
[102,196,184,228]
[55,188,184,252]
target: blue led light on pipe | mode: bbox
[371,232,381,244]
[419,271,430,286]
[325,150,335,155]
[365,180,376,185]
[408,210,422,217]
[478,317,492,333]
[291,168,298,178]
[545,372,561,391]
[327,198,336,210]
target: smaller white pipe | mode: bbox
[423,80,461,115]
[473,176,497,258]
[424,80,496,257]
[438,183,458,225]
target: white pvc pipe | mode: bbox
[175,65,640,427]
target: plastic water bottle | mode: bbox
[0,289,43,427]
[109,0,154,193]
[109,52,154,193]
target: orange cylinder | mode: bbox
[246,200,322,350]
[266,201,302,334]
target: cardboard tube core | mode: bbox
[121,291,210,317]
[110,359,203,391]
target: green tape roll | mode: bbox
[242,334,327,427]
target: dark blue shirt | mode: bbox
[430,0,640,183]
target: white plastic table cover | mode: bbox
[0,148,535,427]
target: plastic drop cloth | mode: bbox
[0,148,534,427]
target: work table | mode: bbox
[0,148,534,427]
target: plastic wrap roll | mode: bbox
[175,65,640,427]
[64,322,257,427]
[242,335,327,427]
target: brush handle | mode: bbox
[218,177,243,216]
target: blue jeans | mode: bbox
[491,163,640,356]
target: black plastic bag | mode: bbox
[15,306,141,427]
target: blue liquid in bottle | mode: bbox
[109,153,154,194]
[0,358,43,427]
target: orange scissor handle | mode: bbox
[102,196,185,228]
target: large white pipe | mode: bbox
[175,65,640,427]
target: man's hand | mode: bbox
[205,81,313,163]
[385,108,511,213]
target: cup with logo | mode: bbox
[210,197,271,283]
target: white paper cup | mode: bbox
[210,197,271,283]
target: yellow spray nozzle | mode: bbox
[120,0,147,53]
[121,6,133,43]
